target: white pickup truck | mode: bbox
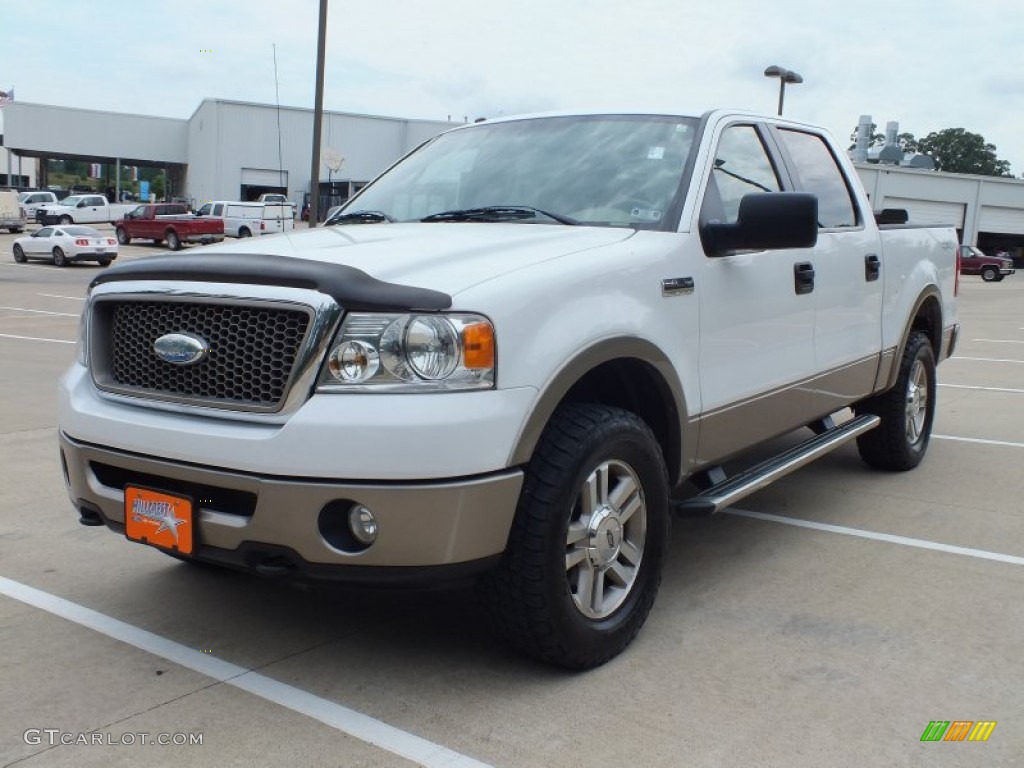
[37,194,136,226]
[59,110,959,668]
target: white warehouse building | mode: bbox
[3,99,1024,259]
[1,98,456,212]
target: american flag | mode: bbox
[0,88,13,107]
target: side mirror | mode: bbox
[701,193,818,256]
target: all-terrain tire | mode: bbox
[479,403,671,669]
[855,331,936,471]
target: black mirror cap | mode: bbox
[702,192,818,256]
[875,208,908,225]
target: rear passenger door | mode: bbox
[772,128,883,411]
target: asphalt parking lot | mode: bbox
[0,225,1022,767]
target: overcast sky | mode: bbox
[2,0,1022,174]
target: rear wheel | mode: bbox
[981,266,998,282]
[52,247,68,267]
[115,227,130,245]
[13,244,26,263]
[166,230,181,251]
[855,331,936,471]
[479,403,671,669]
[238,227,252,238]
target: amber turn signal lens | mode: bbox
[462,322,494,369]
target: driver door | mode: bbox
[27,227,54,255]
[694,121,818,463]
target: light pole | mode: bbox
[763,65,802,116]
[308,0,328,228]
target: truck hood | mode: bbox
[198,223,635,296]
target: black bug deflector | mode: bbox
[90,253,452,311]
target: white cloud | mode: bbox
[1,0,1022,173]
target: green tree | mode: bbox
[917,128,1011,176]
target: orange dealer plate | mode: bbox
[124,486,193,555]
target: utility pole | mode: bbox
[308,0,328,227]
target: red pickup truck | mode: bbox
[114,204,225,251]
[958,245,1015,282]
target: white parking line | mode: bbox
[0,305,79,317]
[951,356,1024,364]
[971,339,1024,344]
[38,293,86,301]
[0,333,75,345]
[934,434,1024,449]
[938,383,1024,394]
[726,509,1024,566]
[0,575,493,768]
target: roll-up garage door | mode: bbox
[241,168,288,187]
[882,198,965,228]
[979,205,1024,235]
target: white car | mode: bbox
[12,225,118,267]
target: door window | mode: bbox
[706,125,782,223]
[777,129,858,228]
[213,204,224,216]
[36,228,54,238]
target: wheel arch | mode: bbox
[508,338,689,487]
[882,287,943,392]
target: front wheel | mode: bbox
[981,266,998,282]
[166,230,181,251]
[855,331,936,471]
[60,215,73,225]
[480,403,671,669]
[52,247,68,267]
[13,244,26,263]
[115,227,131,245]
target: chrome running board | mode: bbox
[675,414,881,515]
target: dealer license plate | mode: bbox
[124,486,193,555]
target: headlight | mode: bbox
[317,312,495,392]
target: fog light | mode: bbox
[348,504,378,545]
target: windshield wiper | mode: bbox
[420,206,579,225]
[325,210,394,225]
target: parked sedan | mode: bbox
[12,226,118,267]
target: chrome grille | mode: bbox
[98,300,312,409]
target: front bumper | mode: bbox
[60,432,522,581]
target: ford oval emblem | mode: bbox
[154,332,210,365]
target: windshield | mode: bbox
[342,115,699,229]
[18,192,30,203]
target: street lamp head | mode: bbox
[764,65,802,83]
[763,64,803,116]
